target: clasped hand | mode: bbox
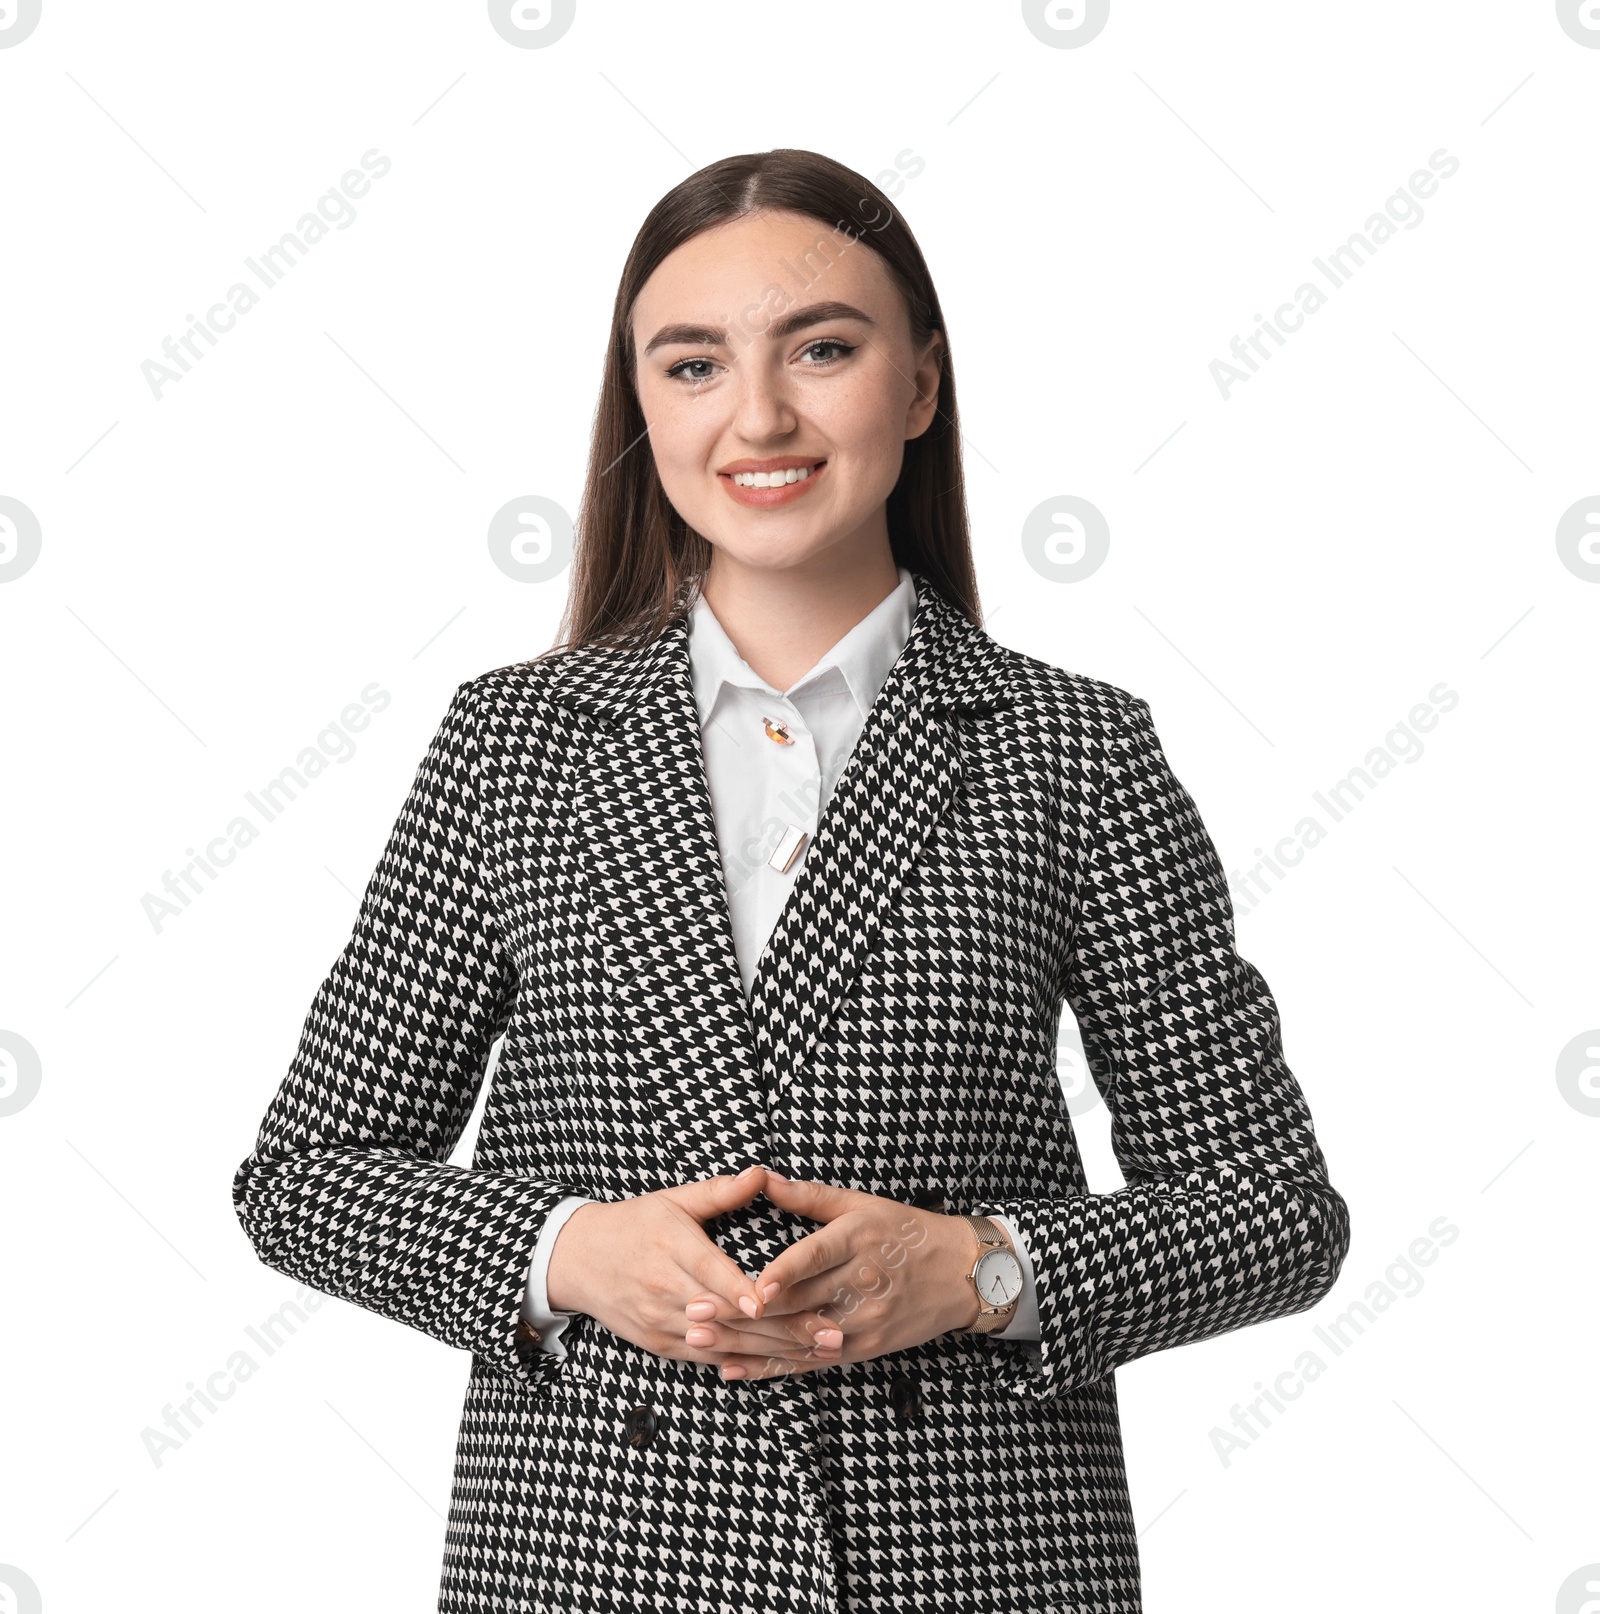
[544,1165,981,1382]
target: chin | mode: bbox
[713,528,852,571]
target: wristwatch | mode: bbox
[959,1213,1023,1334]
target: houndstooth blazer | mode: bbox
[232,566,1351,1614]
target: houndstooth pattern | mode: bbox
[232,568,1351,1613]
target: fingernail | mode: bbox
[816,1327,843,1345]
[685,1300,716,1319]
[721,1365,745,1380]
[738,1294,759,1318]
[762,1281,780,1301]
[686,1326,714,1345]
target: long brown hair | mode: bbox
[550,147,980,653]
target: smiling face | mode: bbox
[629,208,944,582]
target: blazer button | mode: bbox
[514,1318,542,1367]
[622,1405,659,1450]
[889,1373,922,1425]
[909,1186,947,1212]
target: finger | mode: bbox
[678,1271,852,1336]
[750,1216,863,1305]
[659,1164,768,1223]
[759,1172,865,1224]
[740,1270,855,1321]
[683,1312,845,1355]
[676,1234,768,1322]
[750,1254,904,1320]
[681,1320,839,1366]
[682,1292,843,1348]
[718,1348,840,1383]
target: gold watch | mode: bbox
[959,1213,1023,1334]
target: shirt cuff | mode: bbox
[521,1194,592,1359]
[989,1213,1041,1343]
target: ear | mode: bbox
[905,328,945,441]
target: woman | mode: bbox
[232,148,1351,1613]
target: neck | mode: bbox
[699,535,901,694]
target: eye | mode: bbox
[800,339,856,365]
[665,356,720,384]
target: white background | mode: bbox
[1,2,1595,1610]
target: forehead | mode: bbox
[631,209,899,327]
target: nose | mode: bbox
[728,359,799,444]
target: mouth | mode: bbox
[717,457,827,509]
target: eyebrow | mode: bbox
[641,300,877,356]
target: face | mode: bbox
[629,208,944,580]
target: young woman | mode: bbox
[233,148,1351,1614]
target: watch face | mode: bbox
[975,1248,1024,1307]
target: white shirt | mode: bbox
[521,565,1040,1356]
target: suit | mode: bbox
[520,563,1044,1361]
[231,566,1351,1612]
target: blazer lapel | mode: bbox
[546,614,767,1185]
[745,571,1014,1123]
[542,567,1013,1183]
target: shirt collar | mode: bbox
[687,564,916,728]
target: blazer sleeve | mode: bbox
[976,693,1351,1403]
[231,678,580,1393]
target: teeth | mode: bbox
[731,464,819,488]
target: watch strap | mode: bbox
[960,1213,1021,1333]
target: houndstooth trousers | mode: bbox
[232,567,1351,1612]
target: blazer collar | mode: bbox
[544,567,1014,1185]
[544,566,1012,725]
